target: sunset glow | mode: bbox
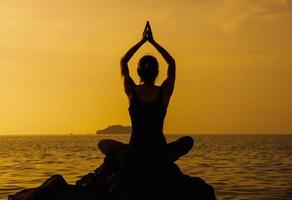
[1,0,291,134]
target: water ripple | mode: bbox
[0,134,292,200]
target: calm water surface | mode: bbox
[0,134,292,200]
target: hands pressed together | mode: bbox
[142,21,155,43]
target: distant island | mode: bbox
[96,125,131,134]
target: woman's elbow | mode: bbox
[121,56,130,65]
[168,58,175,66]
[120,57,126,65]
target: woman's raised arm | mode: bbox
[120,25,147,97]
[146,22,176,97]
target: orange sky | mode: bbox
[0,0,291,135]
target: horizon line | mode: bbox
[0,132,291,136]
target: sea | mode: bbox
[0,134,291,200]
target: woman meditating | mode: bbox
[99,22,193,163]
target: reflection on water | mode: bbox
[0,134,292,200]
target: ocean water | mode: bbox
[0,134,292,200]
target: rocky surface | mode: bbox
[9,145,216,200]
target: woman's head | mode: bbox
[137,55,159,84]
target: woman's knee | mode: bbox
[166,136,194,162]
[97,139,110,150]
[179,136,194,149]
[97,139,125,155]
[98,139,116,154]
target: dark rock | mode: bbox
[9,145,216,200]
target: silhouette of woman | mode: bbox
[98,22,193,163]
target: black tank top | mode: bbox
[128,86,167,155]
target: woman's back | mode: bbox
[129,85,167,154]
[132,85,160,102]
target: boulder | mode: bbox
[9,145,216,200]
